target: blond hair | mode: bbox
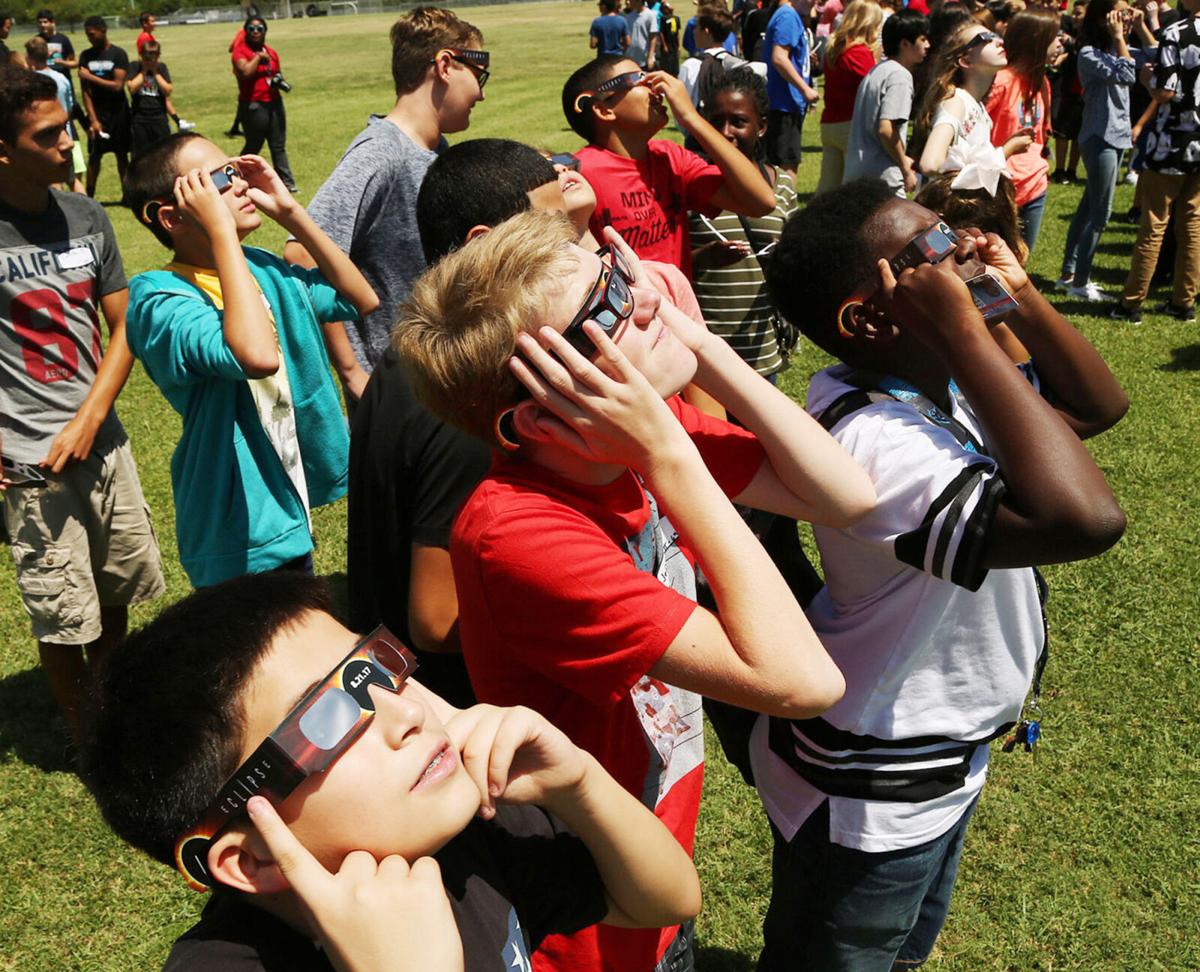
[826,0,884,66]
[396,209,579,445]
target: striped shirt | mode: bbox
[687,171,798,376]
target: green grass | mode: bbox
[2,4,1198,969]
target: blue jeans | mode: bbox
[1019,192,1047,255]
[758,796,980,972]
[1061,137,1120,286]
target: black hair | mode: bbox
[123,131,207,248]
[882,8,931,57]
[0,66,59,144]
[416,138,557,263]
[928,2,974,50]
[1079,0,1119,50]
[243,14,266,32]
[81,573,336,869]
[704,65,769,125]
[766,179,899,360]
[139,9,153,24]
[600,0,619,11]
[83,14,106,30]
[0,11,13,24]
[562,54,628,141]
[36,8,55,20]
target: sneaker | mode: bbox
[1123,170,1138,186]
[1066,281,1109,303]
[1055,273,1074,291]
[1158,301,1196,322]
[1109,301,1142,325]
[176,118,196,131]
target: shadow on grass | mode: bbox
[696,945,755,972]
[0,666,74,774]
[1159,343,1200,372]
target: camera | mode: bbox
[270,73,292,93]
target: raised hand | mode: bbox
[247,796,464,972]
[235,154,297,223]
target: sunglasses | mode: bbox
[435,47,490,89]
[245,23,266,33]
[562,244,636,357]
[573,70,646,113]
[139,162,242,228]
[173,626,419,891]
[964,29,1001,51]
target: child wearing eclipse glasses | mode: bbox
[560,54,777,279]
[750,179,1128,970]
[397,207,875,972]
[120,133,379,587]
[81,571,700,972]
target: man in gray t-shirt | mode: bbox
[842,11,929,196]
[285,10,486,400]
[625,0,660,69]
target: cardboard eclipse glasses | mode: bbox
[139,162,242,229]
[573,70,646,113]
[173,627,419,892]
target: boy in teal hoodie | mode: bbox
[123,134,378,585]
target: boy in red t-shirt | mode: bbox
[398,208,875,972]
[561,54,776,278]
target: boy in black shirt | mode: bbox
[127,39,172,156]
[82,573,700,972]
[78,15,130,196]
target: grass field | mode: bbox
[1,4,1198,969]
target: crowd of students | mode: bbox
[4,0,1196,967]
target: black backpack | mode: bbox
[695,48,748,114]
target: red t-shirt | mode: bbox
[986,68,1052,207]
[577,140,724,280]
[136,30,154,54]
[230,38,280,102]
[907,0,930,13]
[821,43,877,124]
[452,397,765,972]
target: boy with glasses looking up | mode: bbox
[398,207,876,972]
[121,133,378,587]
[561,54,775,278]
[82,572,702,972]
[285,6,486,402]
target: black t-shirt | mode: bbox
[80,42,130,118]
[129,62,171,118]
[44,32,75,77]
[346,348,491,707]
[161,805,610,972]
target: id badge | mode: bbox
[965,271,1019,322]
[54,246,96,272]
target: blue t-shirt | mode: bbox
[590,14,628,56]
[764,4,812,115]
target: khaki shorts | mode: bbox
[4,437,166,645]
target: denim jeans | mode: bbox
[1019,192,1047,255]
[758,796,980,972]
[1061,137,1120,286]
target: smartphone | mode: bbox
[965,271,1019,322]
[1,455,48,488]
[550,153,581,171]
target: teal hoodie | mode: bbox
[127,246,354,586]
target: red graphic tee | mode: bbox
[230,39,280,103]
[452,397,765,972]
[577,140,724,280]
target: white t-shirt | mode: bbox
[932,87,995,168]
[751,364,1045,852]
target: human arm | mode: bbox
[78,64,126,92]
[646,28,660,69]
[447,704,701,930]
[284,241,372,399]
[233,50,266,80]
[918,101,961,175]
[645,71,774,216]
[42,288,135,472]
[239,155,379,319]
[1130,6,1156,47]
[1130,94,1160,141]
[408,545,462,654]
[247,798,464,972]
[873,256,1126,569]
[770,41,819,102]
[878,118,918,193]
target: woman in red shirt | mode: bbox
[231,16,297,192]
[817,0,883,194]
[985,6,1061,253]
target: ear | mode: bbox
[510,398,558,448]
[206,824,290,896]
[155,202,186,233]
[464,224,491,244]
[592,100,618,126]
[836,298,901,348]
[430,49,453,85]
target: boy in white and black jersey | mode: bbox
[0,67,164,742]
[753,179,1129,971]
